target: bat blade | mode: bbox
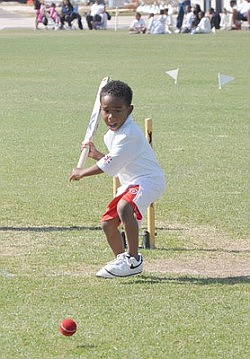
[76,76,110,169]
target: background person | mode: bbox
[60,0,83,30]
[192,3,202,28]
[208,7,221,29]
[220,7,231,30]
[34,0,47,30]
[86,0,105,30]
[191,10,211,34]
[180,4,194,33]
[147,12,165,34]
[175,0,191,32]
[231,0,250,29]
[129,12,146,34]
[47,2,60,29]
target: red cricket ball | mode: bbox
[60,318,77,336]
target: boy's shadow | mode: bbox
[124,275,250,286]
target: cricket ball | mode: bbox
[60,318,77,336]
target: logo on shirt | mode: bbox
[104,155,112,164]
[129,187,138,195]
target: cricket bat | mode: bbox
[76,76,110,169]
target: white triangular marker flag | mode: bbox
[166,68,179,84]
[218,73,234,89]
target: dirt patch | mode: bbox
[145,257,250,278]
[148,223,250,278]
[1,223,249,278]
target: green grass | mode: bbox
[0,29,249,358]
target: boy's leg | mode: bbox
[117,199,139,260]
[101,217,124,256]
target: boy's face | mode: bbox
[100,95,133,132]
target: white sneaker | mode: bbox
[96,252,143,278]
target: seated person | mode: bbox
[129,12,146,34]
[86,0,105,30]
[93,11,108,30]
[220,8,232,30]
[231,0,250,29]
[191,11,211,34]
[147,13,165,34]
[60,0,83,30]
[164,8,174,33]
[208,7,221,29]
[47,2,60,28]
[180,4,194,33]
[192,3,202,28]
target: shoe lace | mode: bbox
[107,253,128,264]
[116,253,130,264]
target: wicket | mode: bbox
[144,118,155,248]
[112,118,156,249]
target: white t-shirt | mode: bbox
[151,19,165,34]
[130,18,146,31]
[195,17,211,33]
[238,1,250,15]
[90,3,105,16]
[97,116,166,216]
[147,16,155,33]
[183,11,194,30]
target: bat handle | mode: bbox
[77,146,89,169]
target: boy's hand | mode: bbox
[69,168,84,181]
[81,141,104,161]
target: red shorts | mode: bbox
[101,185,142,223]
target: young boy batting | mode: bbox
[70,80,166,278]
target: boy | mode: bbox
[70,80,166,278]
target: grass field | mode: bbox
[0,28,249,358]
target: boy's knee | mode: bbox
[101,219,116,232]
[117,199,133,218]
[101,220,109,231]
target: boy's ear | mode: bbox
[129,104,134,115]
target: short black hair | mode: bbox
[100,80,133,106]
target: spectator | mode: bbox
[220,8,231,30]
[191,10,211,34]
[147,12,165,34]
[34,0,47,30]
[47,2,60,29]
[163,8,174,33]
[208,7,221,29]
[86,0,105,30]
[175,0,191,32]
[93,9,108,30]
[231,0,250,29]
[158,9,167,31]
[60,0,83,30]
[147,13,156,33]
[192,3,202,28]
[129,12,146,34]
[180,4,194,33]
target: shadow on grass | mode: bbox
[1,226,248,254]
[129,275,250,286]
[0,225,185,232]
[76,344,97,349]
[154,246,250,254]
[0,226,101,232]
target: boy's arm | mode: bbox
[81,141,104,161]
[70,164,103,182]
